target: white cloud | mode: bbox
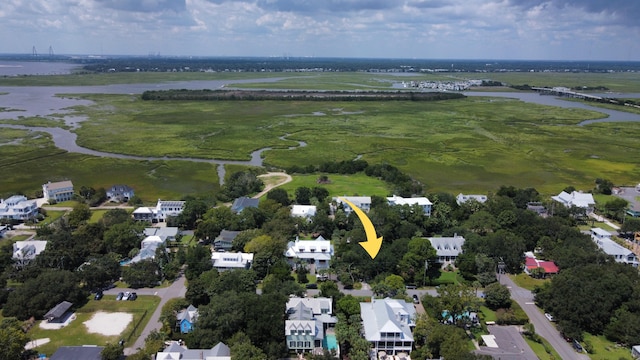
[0,0,637,59]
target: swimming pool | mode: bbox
[323,334,338,350]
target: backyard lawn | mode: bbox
[28,294,160,357]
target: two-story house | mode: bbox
[42,180,74,203]
[106,184,135,202]
[0,195,38,221]
[428,235,465,267]
[132,199,185,223]
[360,298,416,357]
[176,304,199,334]
[591,228,639,267]
[387,195,432,216]
[210,252,253,271]
[285,236,334,274]
[285,297,337,354]
[332,196,371,215]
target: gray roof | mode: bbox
[360,298,415,342]
[428,236,465,257]
[44,301,73,320]
[288,302,313,320]
[231,197,259,212]
[50,346,103,360]
[157,342,231,360]
[144,227,180,239]
[177,304,199,323]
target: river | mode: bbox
[1,78,640,184]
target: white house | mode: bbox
[387,195,432,216]
[0,195,38,221]
[285,236,334,273]
[42,180,74,203]
[285,297,337,354]
[106,184,134,202]
[428,235,465,267]
[360,298,416,357]
[13,240,47,268]
[632,344,640,359]
[133,199,185,223]
[552,191,595,212]
[456,193,487,205]
[156,342,231,360]
[332,196,371,215]
[591,228,639,267]
[210,252,253,271]
[291,205,317,219]
[129,227,179,264]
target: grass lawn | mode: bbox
[39,210,67,227]
[28,294,160,356]
[279,173,390,198]
[433,270,463,286]
[89,209,108,223]
[583,333,634,360]
[525,337,562,360]
[509,273,549,291]
[479,306,497,323]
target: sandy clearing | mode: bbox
[84,311,133,336]
[25,338,50,350]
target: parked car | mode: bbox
[573,339,583,352]
[122,291,131,301]
[128,292,137,301]
[94,291,103,300]
[545,313,555,322]
[412,294,420,304]
[116,292,124,301]
[305,283,318,289]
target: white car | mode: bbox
[122,291,131,301]
[545,313,555,322]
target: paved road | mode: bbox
[104,274,186,355]
[499,274,589,360]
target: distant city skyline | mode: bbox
[1,0,639,61]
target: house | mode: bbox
[387,195,432,216]
[42,180,74,202]
[213,229,241,251]
[360,298,416,356]
[291,205,317,219]
[176,305,199,334]
[591,228,639,267]
[50,345,104,360]
[523,252,559,277]
[132,199,185,223]
[13,240,47,268]
[285,297,337,354]
[156,341,231,360]
[285,236,334,274]
[231,196,259,213]
[456,193,488,205]
[106,184,135,202]
[129,227,178,264]
[552,191,595,212]
[44,301,73,322]
[0,224,8,238]
[332,196,371,215]
[632,344,640,359]
[0,195,39,221]
[211,252,253,271]
[427,235,465,267]
[526,202,547,216]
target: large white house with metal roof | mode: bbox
[332,196,371,215]
[427,235,465,267]
[552,191,595,212]
[591,228,639,267]
[285,236,334,273]
[0,195,38,221]
[132,199,185,223]
[42,180,74,202]
[360,298,416,357]
[387,195,432,216]
[285,297,337,354]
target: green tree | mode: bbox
[68,203,91,228]
[0,317,30,360]
[101,342,124,360]
[184,245,213,281]
[484,282,512,310]
[266,188,290,206]
[122,259,161,288]
[295,186,312,205]
[103,221,145,256]
[78,254,121,290]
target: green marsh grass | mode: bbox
[278,173,390,198]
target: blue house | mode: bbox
[176,304,199,334]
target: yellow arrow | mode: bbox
[339,197,382,259]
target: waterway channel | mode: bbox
[2,80,640,185]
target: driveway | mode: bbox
[500,274,589,360]
[475,325,538,360]
[104,274,186,355]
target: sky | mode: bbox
[2,0,639,60]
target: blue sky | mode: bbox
[2,0,639,60]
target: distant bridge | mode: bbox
[531,87,604,101]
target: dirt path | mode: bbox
[253,172,293,199]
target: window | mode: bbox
[289,341,295,348]
[304,341,311,348]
